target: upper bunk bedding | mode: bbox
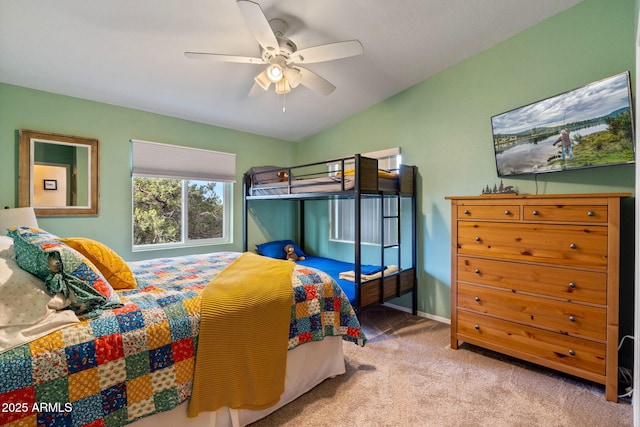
[0,228,365,427]
[248,172,399,196]
[244,154,415,199]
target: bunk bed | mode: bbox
[243,154,418,314]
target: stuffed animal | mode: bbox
[277,171,289,182]
[284,244,304,261]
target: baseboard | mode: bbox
[382,302,451,325]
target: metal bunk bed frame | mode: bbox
[242,154,417,315]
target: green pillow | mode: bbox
[8,227,123,317]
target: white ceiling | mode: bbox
[0,0,582,142]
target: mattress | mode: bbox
[249,175,399,196]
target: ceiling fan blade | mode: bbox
[248,82,266,97]
[297,67,336,96]
[236,0,280,55]
[185,52,265,64]
[293,40,363,64]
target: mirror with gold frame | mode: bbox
[18,129,99,216]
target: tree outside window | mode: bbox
[133,177,229,247]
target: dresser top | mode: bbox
[445,192,632,200]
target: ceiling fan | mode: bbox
[185,0,363,96]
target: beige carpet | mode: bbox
[252,305,632,427]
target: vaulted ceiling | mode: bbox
[0,0,582,141]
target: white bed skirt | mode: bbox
[129,336,346,427]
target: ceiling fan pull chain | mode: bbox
[282,93,286,113]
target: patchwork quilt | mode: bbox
[0,251,365,427]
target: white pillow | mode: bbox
[0,207,38,235]
[0,235,78,354]
[0,235,13,254]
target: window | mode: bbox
[131,140,235,250]
[132,177,231,247]
[330,195,399,246]
[329,148,400,245]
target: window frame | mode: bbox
[132,177,233,252]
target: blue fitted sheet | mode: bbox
[297,255,384,304]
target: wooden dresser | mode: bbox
[446,193,630,402]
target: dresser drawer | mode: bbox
[457,311,606,377]
[457,257,606,305]
[457,204,520,220]
[457,222,608,268]
[458,283,606,340]
[523,204,607,223]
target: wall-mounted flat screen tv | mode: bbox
[491,71,635,177]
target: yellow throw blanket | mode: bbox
[187,252,294,417]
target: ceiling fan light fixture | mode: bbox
[275,79,291,94]
[254,70,271,90]
[266,63,283,82]
[266,56,288,82]
[283,67,302,88]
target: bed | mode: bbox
[243,154,418,314]
[244,154,415,198]
[252,241,416,315]
[0,220,365,427]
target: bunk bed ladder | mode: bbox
[379,193,402,303]
[354,156,362,314]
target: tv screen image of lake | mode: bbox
[496,123,610,174]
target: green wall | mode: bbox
[0,84,296,261]
[295,0,636,319]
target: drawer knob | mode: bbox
[474,324,480,330]
[587,211,595,217]
[474,268,480,274]
[475,236,481,242]
[569,282,576,289]
[474,296,480,302]
[463,209,470,215]
[568,349,576,356]
[504,210,511,215]
[532,210,539,216]
[569,315,576,322]
[569,243,577,249]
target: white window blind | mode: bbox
[131,139,236,182]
